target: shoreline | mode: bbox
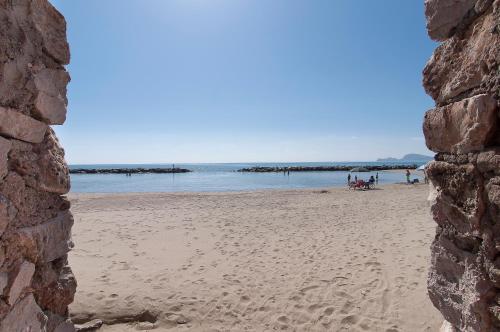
[68,182,427,196]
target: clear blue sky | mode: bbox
[51,0,436,164]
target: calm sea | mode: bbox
[69,162,426,193]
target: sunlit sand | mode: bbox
[69,184,440,331]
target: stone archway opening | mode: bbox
[0,0,499,331]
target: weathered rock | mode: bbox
[0,294,47,332]
[6,261,35,305]
[477,148,500,177]
[74,319,103,332]
[424,0,500,330]
[14,211,73,264]
[424,94,497,153]
[33,68,70,125]
[0,137,10,181]
[9,129,70,194]
[425,0,477,41]
[427,161,485,234]
[0,274,7,294]
[439,320,457,332]
[30,0,70,65]
[428,228,494,331]
[0,1,75,329]
[0,195,16,238]
[0,107,48,144]
[0,172,69,228]
[47,313,76,332]
[423,5,500,104]
[32,260,76,316]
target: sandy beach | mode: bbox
[68,184,441,331]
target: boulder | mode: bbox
[0,294,47,332]
[424,0,477,41]
[9,129,70,194]
[0,172,69,228]
[33,261,76,316]
[477,148,500,177]
[0,107,47,144]
[75,319,103,332]
[423,94,497,154]
[14,211,74,264]
[6,261,35,305]
[427,161,485,234]
[423,9,500,104]
[30,0,70,65]
[428,228,494,331]
[33,68,70,125]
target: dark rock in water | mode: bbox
[237,165,418,173]
[69,168,191,174]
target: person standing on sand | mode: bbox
[406,169,411,184]
[347,173,351,185]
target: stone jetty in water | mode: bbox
[70,168,192,174]
[238,165,418,173]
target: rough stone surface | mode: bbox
[32,258,76,316]
[6,261,35,306]
[33,68,70,124]
[9,129,71,194]
[0,107,48,143]
[0,1,75,330]
[0,137,10,180]
[425,0,477,41]
[0,294,47,332]
[424,94,497,153]
[30,0,70,65]
[423,1,500,105]
[424,0,500,330]
[14,211,74,265]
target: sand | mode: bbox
[68,184,442,331]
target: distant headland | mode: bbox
[376,153,433,163]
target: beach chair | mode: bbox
[348,180,366,190]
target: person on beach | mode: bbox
[375,172,379,184]
[406,169,411,184]
[355,175,358,183]
[347,173,351,185]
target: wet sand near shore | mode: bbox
[68,184,441,331]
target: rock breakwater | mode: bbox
[70,168,191,175]
[238,165,418,172]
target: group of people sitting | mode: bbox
[347,174,377,190]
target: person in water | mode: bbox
[347,173,351,185]
[375,172,379,184]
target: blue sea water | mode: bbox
[69,162,426,193]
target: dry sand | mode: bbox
[68,184,441,331]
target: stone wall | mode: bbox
[0,1,75,331]
[423,0,500,330]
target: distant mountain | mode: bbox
[377,154,433,163]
